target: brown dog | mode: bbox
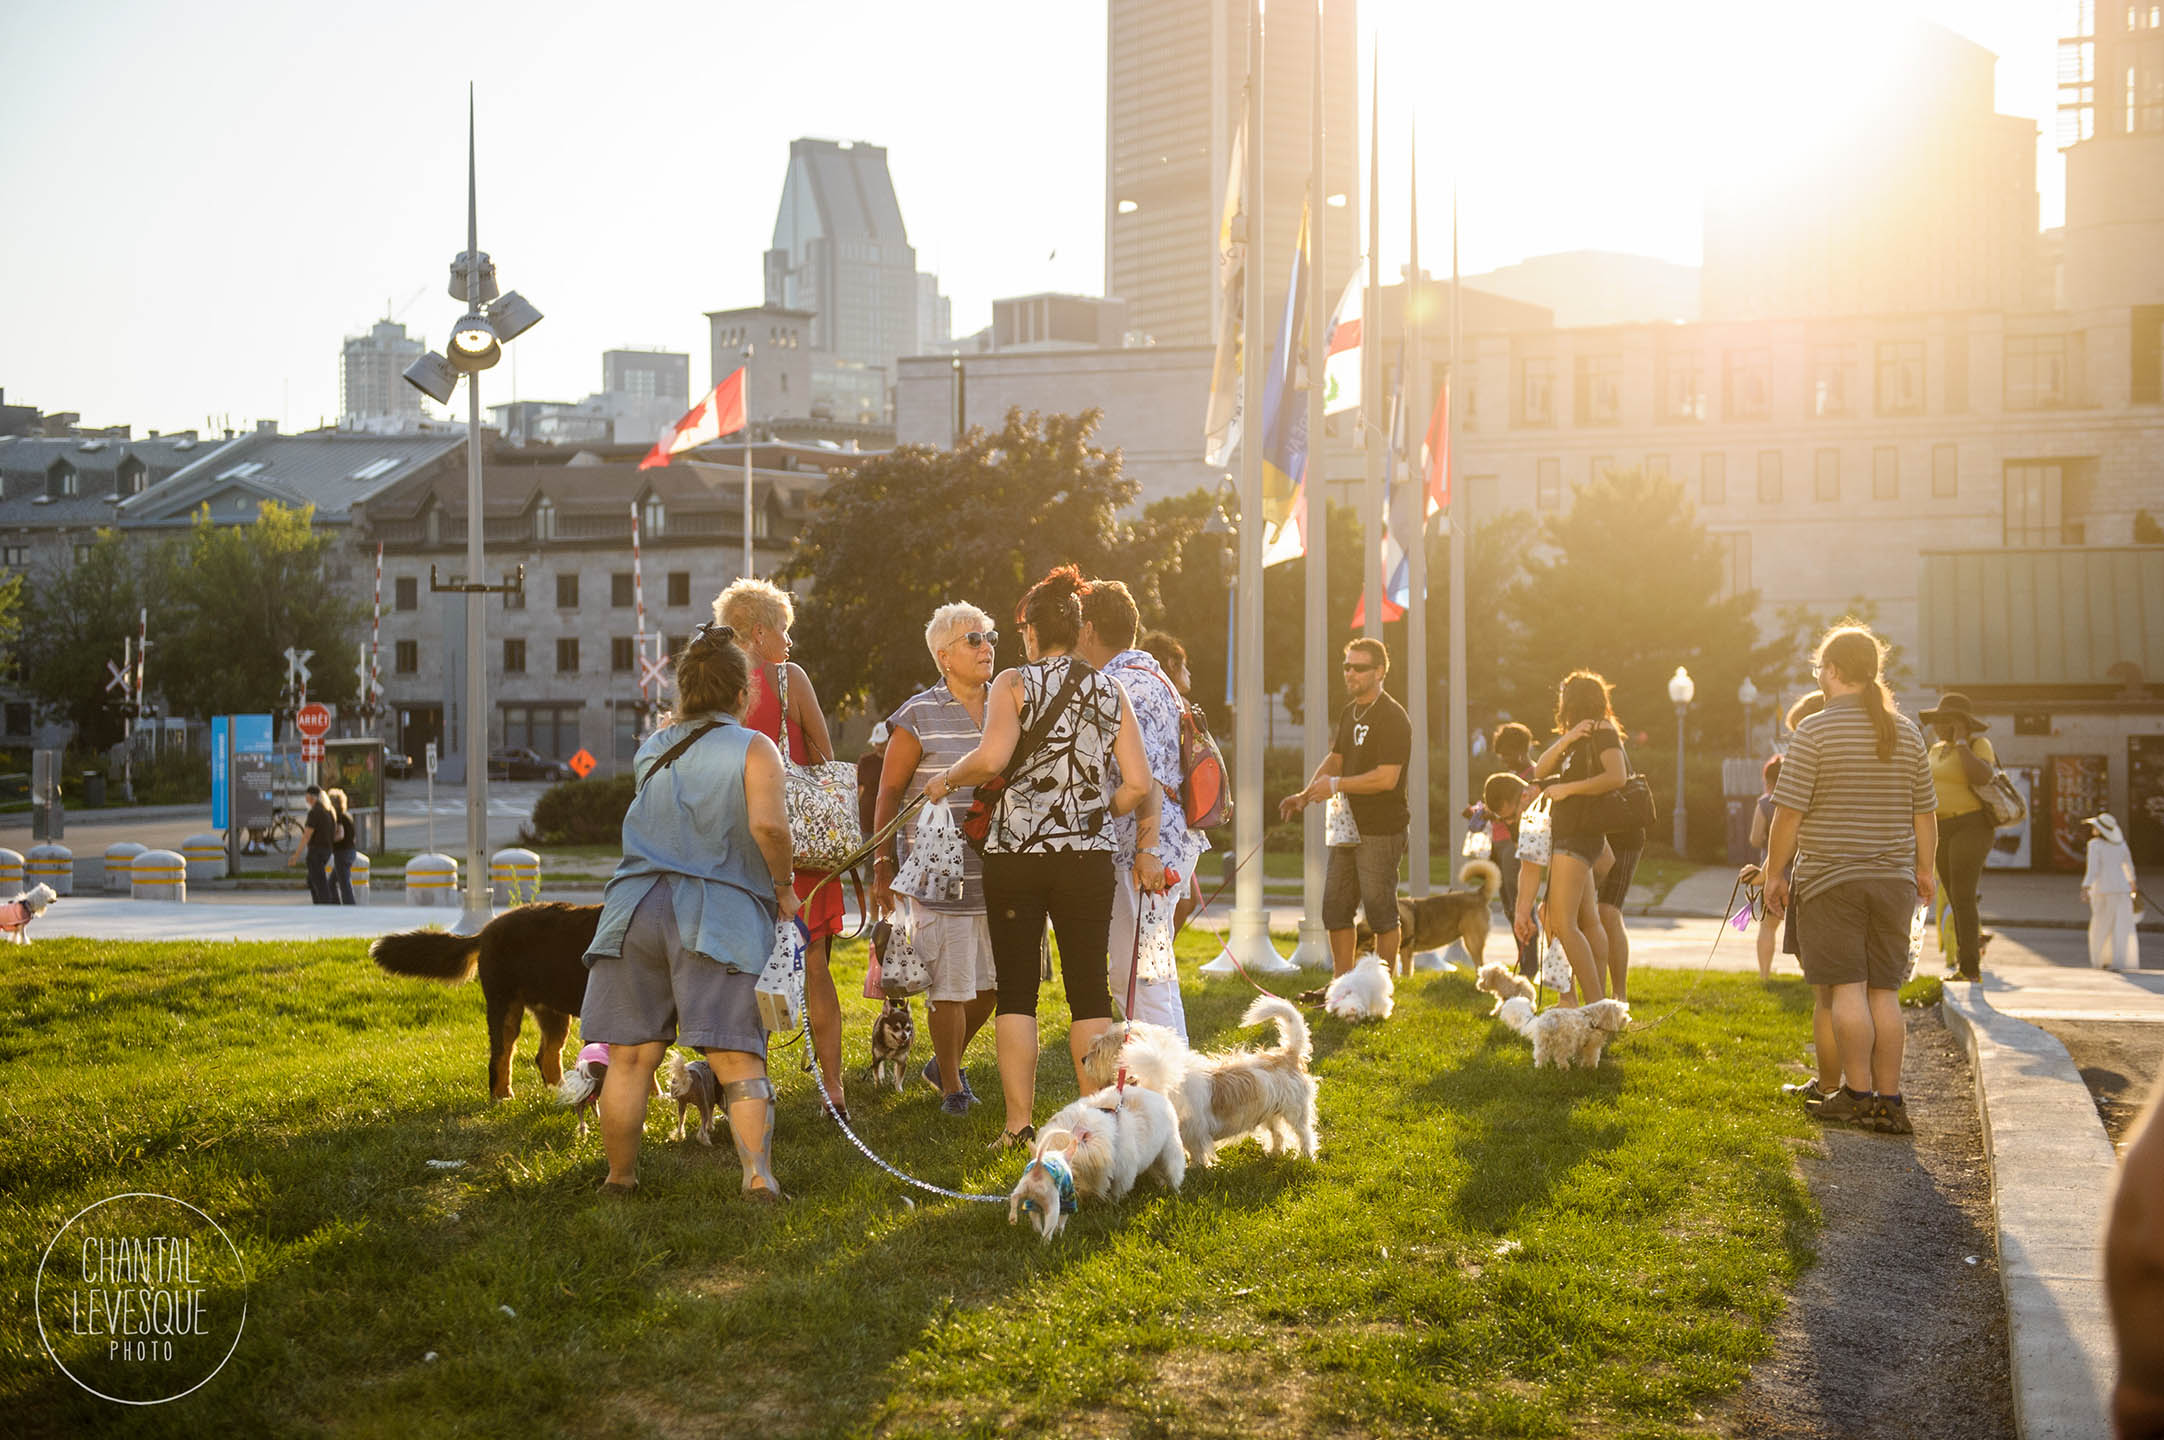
[1354,859,1502,971]
[371,903,600,1099]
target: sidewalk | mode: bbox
[1648,862,2162,932]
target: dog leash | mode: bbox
[1175,841,1295,1003]
[1616,872,1750,1038]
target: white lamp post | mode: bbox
[1737,675,1760,758]
[1668,666,1695,855]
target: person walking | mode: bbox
[715,577,852,1121]
[1763,624,1937,1136]
[1528,672,1629,1004]
[581,624,795,1200]
[923,565,1162,1151]
[1749,756,1784,979]
[2084,812,2142,973]
[1918,691,1996,982]
[1141,628,1207,932]
[1083,579,1206,1041]
[873,603,1003,1115]
[286,784,337,904]
[326,787,360,905]
[1280,637,1413,989]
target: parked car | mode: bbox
[489,747,571,781]
[384,752,419,779]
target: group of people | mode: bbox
[575,566,1209,1198]
[288,783,361,905]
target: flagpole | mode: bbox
[1292,0,1331,972]
[741,345,755,579]
[1227,0,1276,971]
[1360,40,1382,640]
[1447,185,1469,882]
[1405,122,1431,901]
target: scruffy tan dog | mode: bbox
[1499,996,1632,1069]
[1474,960,1538,1016]
[1079,996,1319,1166]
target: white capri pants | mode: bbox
[1108,865,1190,1041]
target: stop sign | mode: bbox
[295,702,332,739]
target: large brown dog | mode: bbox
[371,903,599,1099]
[1354,859,1502,968]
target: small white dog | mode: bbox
[0,883,58,944]
[1007,1147,1078,1242]
[1325,953,1394,1022]
[1500,995,1632,1069]
[1078,996,1319,1166]
[1035,1084,1186,1203]
[1475,960,1538,1016]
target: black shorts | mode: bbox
[1596,839,1642,908]
[1795,877,1916,990]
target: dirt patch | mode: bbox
[1722,1008,2014,1440]
[2027,1019,2164,1153]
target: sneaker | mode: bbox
[939,1090,973,1117]
[1866,1095,1913,1135]
[1806,1086,1874,1125]
[922,1058,977,1101]
[1781,1077,1828,1103]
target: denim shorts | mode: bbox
[1323,832,1406,932]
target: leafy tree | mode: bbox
[18,530,159,749]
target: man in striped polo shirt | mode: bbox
[1763,627,1938,1135]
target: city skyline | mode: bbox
[0,0,2065,437]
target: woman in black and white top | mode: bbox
[926,565,1163,1150]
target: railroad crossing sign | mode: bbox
[639,651,670,690]
[300,737,325,762]
[567,748,597,779]
[105,659,130,694]
[295,702,332,739]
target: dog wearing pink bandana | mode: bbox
[556,1042,615,1137]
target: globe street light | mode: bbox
[1737,675,1760,759]
[1668,666,1695,855]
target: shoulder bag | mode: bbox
[1584,742,1658,834]
[1974,756,2027,829]
[771,666,863,872]
[960,660,1089,855]
[1117,663,1233,832]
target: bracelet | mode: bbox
[1328,777,1340,796]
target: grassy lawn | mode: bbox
[1,931,1822,1438]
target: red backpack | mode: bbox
[1123,665,1232,832]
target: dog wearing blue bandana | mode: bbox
[1007,1147,1079,1242]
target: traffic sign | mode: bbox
[295,702,332,739]
[424,742,438,777]
[300,736,325,762]
[567,748,597,779]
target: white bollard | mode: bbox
[103,841,147,893]
[405,853,458,908]
[350,853,371,906]
[131,848,187,902]
[490,847,541,906]
[27,844,73,897]
[0,848,22,895]
[182,834,226,885]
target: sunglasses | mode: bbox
[961,630,999,648]
[1342,661,1377,673]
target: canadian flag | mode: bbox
[639,367,747,470]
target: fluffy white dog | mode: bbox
[0,883,58,944]
[1325,953,1394,1022]
[1036,1084,1186,1203]
[1078,996,1319,1166]
[1474,960,1538,1016]
[1499,995,1631,1069]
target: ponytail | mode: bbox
[1858,680,1898,763]
[1816,624,1897,762]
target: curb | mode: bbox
[1940,984,2117,1440]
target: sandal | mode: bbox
[987,1124,1037,1152]
[598,1178,639,1197]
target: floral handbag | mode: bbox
[873,916,931,998]
[1516,793,1554,867]
[773,665,863,871]
[1325,791,1362,847]
[756,921,806,1034]
[1538,935,1575,994]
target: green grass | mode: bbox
[1,933,1824,1438]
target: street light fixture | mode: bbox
[1736,675,1760,758]
[448,312,500,371]
[1668,666,1695,855]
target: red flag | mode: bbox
[1421,376,1450,512]
[639,368,747,470]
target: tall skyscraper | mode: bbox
[1104,0,1359,348]
[340,320,424,427]
[2059,0,2164,309]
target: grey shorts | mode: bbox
[1795,877,1917,991]
[581,880,767,1056]
[1323,832,1406,933]
[908,901,998,1003]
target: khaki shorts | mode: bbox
[1795,876,1917,991]
[909,900,998,1004]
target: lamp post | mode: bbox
[1668,666,1695,856]
[741,343,756,579]
[950,354,966,448]
[401,89,543,932]
[1737,675,1760,759]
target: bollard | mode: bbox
[490,847,541,906]
[351,853,371,906]
[27,844,73,897]
[0,848,22,896]
[182,834,226,885]
[130,849,187,902]
[103,841,147,893]
[405,853,458,908]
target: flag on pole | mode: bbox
[1321,271,1362,415]
[1202,113,1248,468]
[1423,375,1451,513]
[1350,359,1410,627]
[1258,191,1311,552]
[640,368,747,470]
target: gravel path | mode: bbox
[1725,1007,2014,1440]
[2030,1018,2164,1153]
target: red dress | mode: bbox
[745,662,846,942]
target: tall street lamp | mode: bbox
[1668,666,1695,855]
[1737,675,1760,759]
[402,90,543,932]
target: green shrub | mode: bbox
[523,773,634,846]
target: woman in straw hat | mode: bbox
[1919,691,1996,982]
[2083,813,2141,973]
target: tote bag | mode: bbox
[773,666,863,871]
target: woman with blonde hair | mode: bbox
[714,577,852,1121]
[1528,671,1627,1003]
[326,787,359,905]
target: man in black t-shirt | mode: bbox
[1279,638,1413,986]
[286,784,337,904]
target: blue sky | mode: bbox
[0,0,2065,436]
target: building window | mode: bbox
[556,637,580,673]
[1814,449,1840,502]
[395,576,418,611]
[1724,348,1771,421]
[1517,357,1556,427]
[666,571,690,607]
[1757,450,1783,504]
[502,703,582,758]
[503,638,526,674]
[614,702,643,760]
[1645,454,1669,481]
[611,637,636,672]
[2005,334,2073,411]
[612,572,635,608]
[1873,447,1899,500]
[1933,444,1959,499]
[395,640,418,674]
[556,573,579,609]
[48,465,77,499]
[1713,532,1751,602]
[1536,457,1562,509]
[2003,462,2088,546]
[1876,341,1924,415]
[1701,453,1727,505]
[644,495,666,537]
[534,498,556,541]
[1660,351,1706,422]
[1811,344,1852,418]
[1,545,25,567]
[1573,354,1622,425]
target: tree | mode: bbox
[18,530,159,749]
[154,501,362,719]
